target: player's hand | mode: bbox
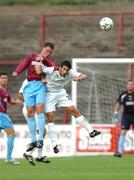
[73,77,81,81]
[12,72,18,78]
[36,56,43,62]
[16,99,23,106]
[112,112,119,123]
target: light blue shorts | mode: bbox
[23,81,46,107]
[0,112,13,129]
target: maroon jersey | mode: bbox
[14,53,56,81]
[0,87,11,114]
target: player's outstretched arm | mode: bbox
[8,98,23,106]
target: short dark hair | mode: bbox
[60,60,71,70]
[0,72,7,77]
[43,42,54,50]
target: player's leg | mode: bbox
[35,82,46,148]
[23,107,50,164]
[22,106,36,165]
[23,82,37,148]
[22,93,37,166]
[114,129,126,157]
[4,128,15,161]
[46,112,60,153]
[45,92,60,153]
[36,104,45,148]
[23,106,36,152]
[57,91,101,138]
[26,106,37,148]
[0,112,20,165]
[63,105,101,137]
[114,113,131,157]
[36,128,50,163]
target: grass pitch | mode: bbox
[0,155,134,180]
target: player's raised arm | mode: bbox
[69,69,87,81]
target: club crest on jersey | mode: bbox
[128,95,133,101]
[31,61,42,66]
[3,98,8,102]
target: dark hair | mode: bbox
[0,72,7,76]
[43,42,54,50]
[60,60,71,70]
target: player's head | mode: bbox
[43,42,54,50]
[59,60,71,77]
[0,72,8,86]
[126,80,134,93]
[41,42,54,59]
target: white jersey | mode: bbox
[19,79,28,108]
[19,79,28,93]
[19,67,81,93]
[42,66,81,92]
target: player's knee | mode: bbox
[6,128,15,136]
[67,106,81,117]
[46,113,55,123]
[121,129,127,136]
[26,107,35,117]
[36,104,44,114]
[27,111,34,117]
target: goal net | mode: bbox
[72,58,134,124]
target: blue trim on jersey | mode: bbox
[0,112,13,129]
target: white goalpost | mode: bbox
[71,58,134,155]
[72,58,134,125]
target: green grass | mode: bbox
[1,155,134,180]
[0,0,96,6]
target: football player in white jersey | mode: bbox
[36,60,101,153]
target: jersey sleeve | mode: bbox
[19,79,28,93]
[69,69,81,78]
[117,94,122,104]
[7,90,11,103]
[117,91,126,104]
[42,66,54,75]
[15,54,32,74]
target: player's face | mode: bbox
[41,46,53,59]
[59,66,70,77]
[126,81,134,93]
[0,75,8,86]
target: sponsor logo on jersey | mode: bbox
[126,101,134,106]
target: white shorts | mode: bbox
[45,89,74,113]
